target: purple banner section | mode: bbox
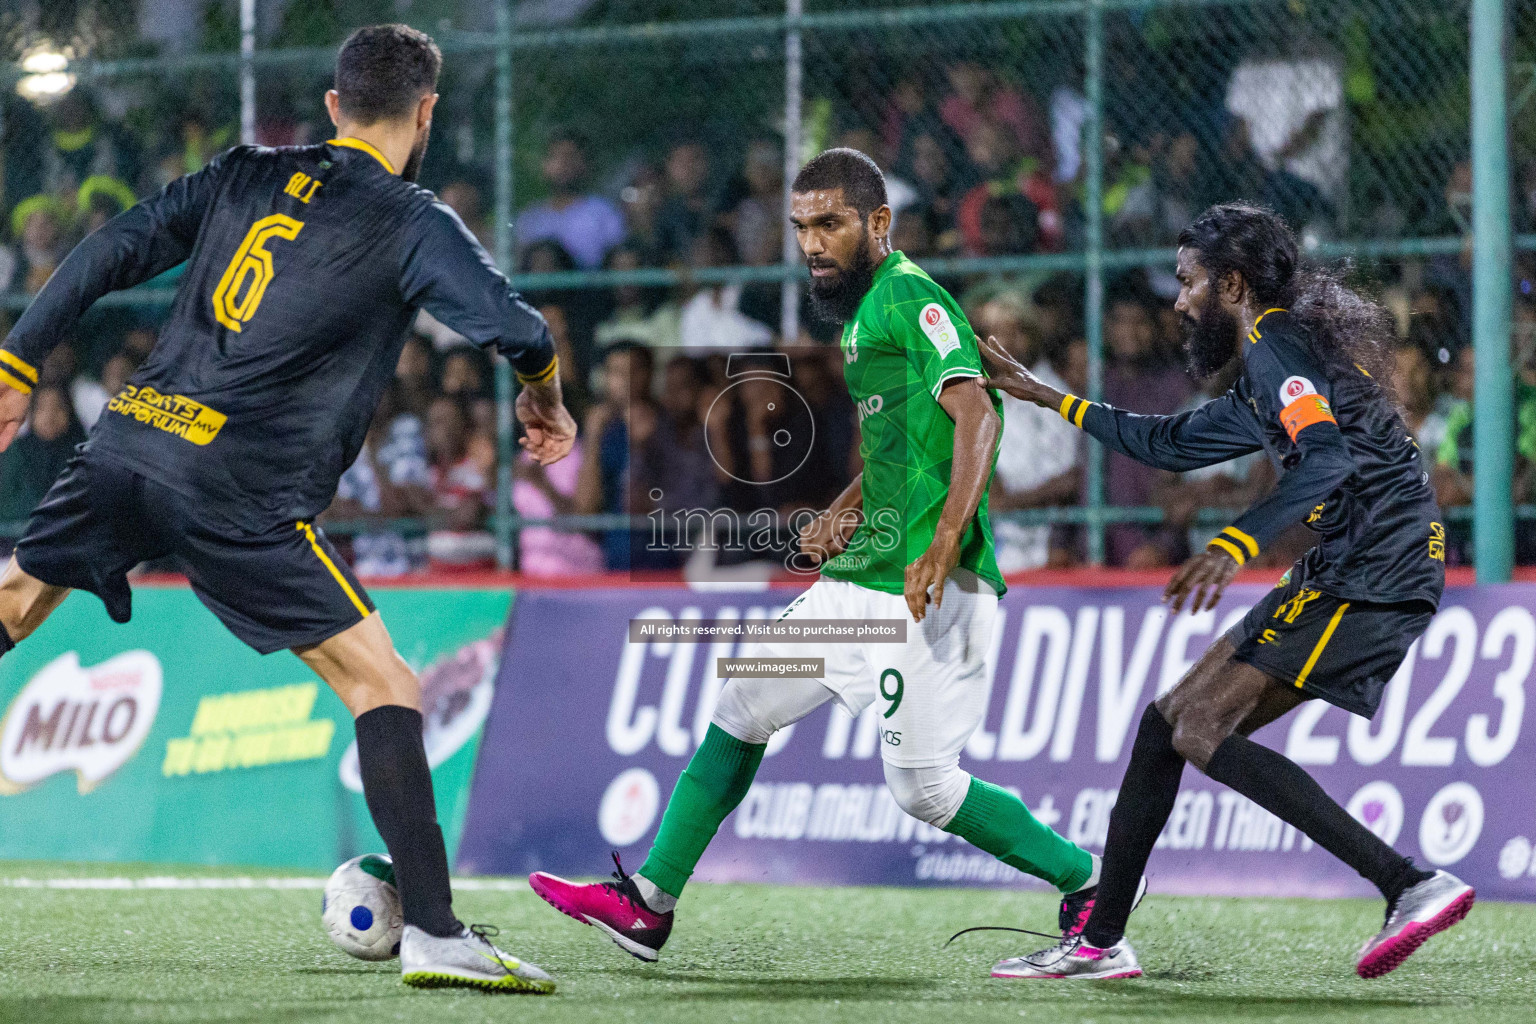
[459,584,1536,901]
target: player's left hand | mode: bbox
[904,526,961,623]
[0,382,28,452]
[1163,547,1240,614]
[516,386,577,466]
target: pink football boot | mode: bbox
[1356,870,1474,979]
[529,854,674,962]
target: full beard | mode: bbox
[1180,300,1240,379]
[806,240,878,325]
[401,126,431,183]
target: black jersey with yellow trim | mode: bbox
[1058,309,1444,607]
[1,141,554,533]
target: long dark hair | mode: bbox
[1178,202,1398,402]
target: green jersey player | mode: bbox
[817,248,1006,599]
[531,149,1126,965]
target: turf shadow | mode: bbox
[1090,986,1463,1012]
[620,973,940,1002]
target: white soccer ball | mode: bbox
[322,853,404,961]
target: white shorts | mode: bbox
[728,571,998,768]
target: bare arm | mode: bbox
[905,378,1000,621]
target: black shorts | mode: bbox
[14,454,375,655]
[1230,571,1434,718]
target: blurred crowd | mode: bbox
[0,49,1532,574]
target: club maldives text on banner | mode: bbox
[0,586,509,869]
[459,584,1536,901]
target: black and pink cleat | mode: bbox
[529,853,674,963]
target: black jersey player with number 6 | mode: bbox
[978,203,1472,982]
[0,24,574,994]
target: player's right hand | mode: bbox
[978,334,1063,409]
[516,385,577,466]
[0,381,28,452]
[1163,547,1240,614]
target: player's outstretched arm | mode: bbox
[402,200,571,464]
[905,378,999,622]
[1,156,226,396]
[1163,337,1359,614]
[981,334,1261,473]
[1162,416,1355,614]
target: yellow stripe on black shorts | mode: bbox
[296,520,370,618]
[1294,602,1350,688]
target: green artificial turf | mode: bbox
[0,862,1529,1024]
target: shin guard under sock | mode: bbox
[354,705,461,937]
[638,724,765,898]
[1204,733,1432,903]
[944,776,1093,892]
[1082,703,1187,948]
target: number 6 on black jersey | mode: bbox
[212,214,304,332]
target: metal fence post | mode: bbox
[493,0,517,570]
[239,0,256,145]
[1471,0,1514,583]
[1084,0,1106,566]
[781,0,804,343]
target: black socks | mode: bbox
[1082,703,1186,948]
[1081,701,1436,949]
[354,705,462,938]
[1203,733,1433,904]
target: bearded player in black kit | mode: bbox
[979,203,1472,981]
[0,25,573,993]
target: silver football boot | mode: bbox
[1356,870,1474,978]
[992,935,1142,980]
[400,924,556,993]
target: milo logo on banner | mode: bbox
[0,651,162,794]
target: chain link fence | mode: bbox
[0,0,1530,573]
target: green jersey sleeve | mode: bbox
[881,272,984,399]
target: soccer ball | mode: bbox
[321,853,404,961]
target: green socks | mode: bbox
[637,728,1089,899]
[944,776,1094,893]
[638,724,765,898]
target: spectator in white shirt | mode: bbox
[1225,45,1347,208]
[679,226,774,351]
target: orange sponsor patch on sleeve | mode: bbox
[1279,393,1336,441]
